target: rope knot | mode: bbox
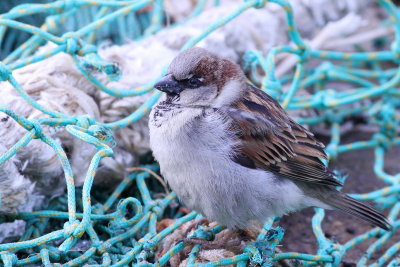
[298,46,310,62]
[63,33,80,54]
[192,228,215,241]
[88,125,116,148]
[63,220,80,238]
[0,62,11,82]
[145,200,163,218]
[75,115,95,128]
[80,53,122,81]
[141,239,156,251]
[314,89,337,108]
[244,243,264,266]
[91,203,105,215]
[371,103,398,140]
[373,132,391,150]
[250,0,267,9]
[245,227,284,266]
[136,234,156,262]
[321,243,343,266]
[31,121,44,140]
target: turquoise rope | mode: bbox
[0,0,399,266]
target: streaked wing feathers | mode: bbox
[225,84,341,187]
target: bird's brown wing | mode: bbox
[223,84,341,186]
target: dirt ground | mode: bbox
[279,130,400,266]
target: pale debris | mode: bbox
[0,143,34,213]
[0,52,100,194]
[0,142,39,243]
[164,0,366,38]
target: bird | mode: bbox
[149,47,391,231]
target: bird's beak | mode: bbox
[154,74,184,95]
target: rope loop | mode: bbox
[110,197,143,229]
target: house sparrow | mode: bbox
[149,47,390,230]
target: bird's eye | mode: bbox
[188,76,203,87]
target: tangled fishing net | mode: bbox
[0,0,399,266]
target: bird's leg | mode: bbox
[181,236,242,250]
[181,218,209,237]
[176,218,211,247]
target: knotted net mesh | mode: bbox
[0,0,399,266]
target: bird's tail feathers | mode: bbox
[326,193,391,231]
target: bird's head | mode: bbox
[154,47,246,107]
